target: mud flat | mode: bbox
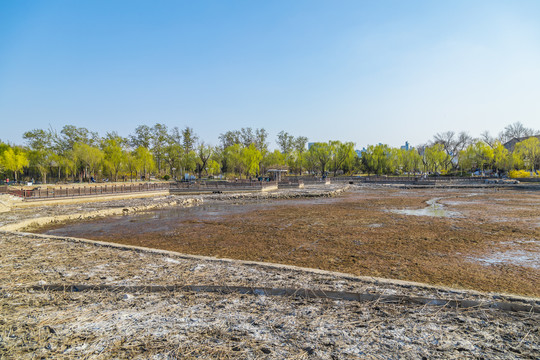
[37,185,540,297]
[1,185,539,358]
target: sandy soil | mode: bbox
[1,185,539,359]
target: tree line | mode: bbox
[0,122,539,184]
[362,122,540,176]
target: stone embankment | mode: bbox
[206,184,349,201]
[0,196,200,232]
[0,184,348,232]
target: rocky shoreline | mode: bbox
[0,184,348,232]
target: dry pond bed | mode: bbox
[40,186,540,297]
[1,185,539,359]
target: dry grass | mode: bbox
[2,193,539,360]
[49,187,540,296]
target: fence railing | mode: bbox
[515,178,540,183]
[362,176,487,183]
[8,183,171,200]
[284,176,330,185]
[325,176,489,183]
[171,180,277,191]
[277,180,304,188]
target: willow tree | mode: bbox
[329,141,356,176]
[241,143,262,178]
[224,144,244,176]
[263,149,286,171]
[422,144,449,173]
[514,137,540,172]
[400,148,422,176]
[309,142,332,176]
[1,146,28,182]
[28,149,56,183]
[134,146,155,181]
[459,141,494,174]
[206,159,222,176]
[73,142,104,181]
[102,137,126,182]
[492,141,510,173]
[361,144,394,175]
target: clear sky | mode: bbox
[1,0,539,149]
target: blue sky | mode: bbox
[1,0,539,149]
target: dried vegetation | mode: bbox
[1,185,539,358]
[44,186,540,296]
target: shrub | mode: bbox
[162,174,170,181]
[508,169,536,178]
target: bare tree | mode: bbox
[432,131,472,170]
[498,122,534,143]
[240,127,255,147]
[276,131,295,154]
[480,131,495,147]
[254,128,269,153]
[196,142,213,178]
[456,132,473,153]
[219,130,241,149]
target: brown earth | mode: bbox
[3,186,540,359]
[42,186,540,297]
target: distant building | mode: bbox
[400,141,411,151]
[503,135,540,152]
[355,148,366,157]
